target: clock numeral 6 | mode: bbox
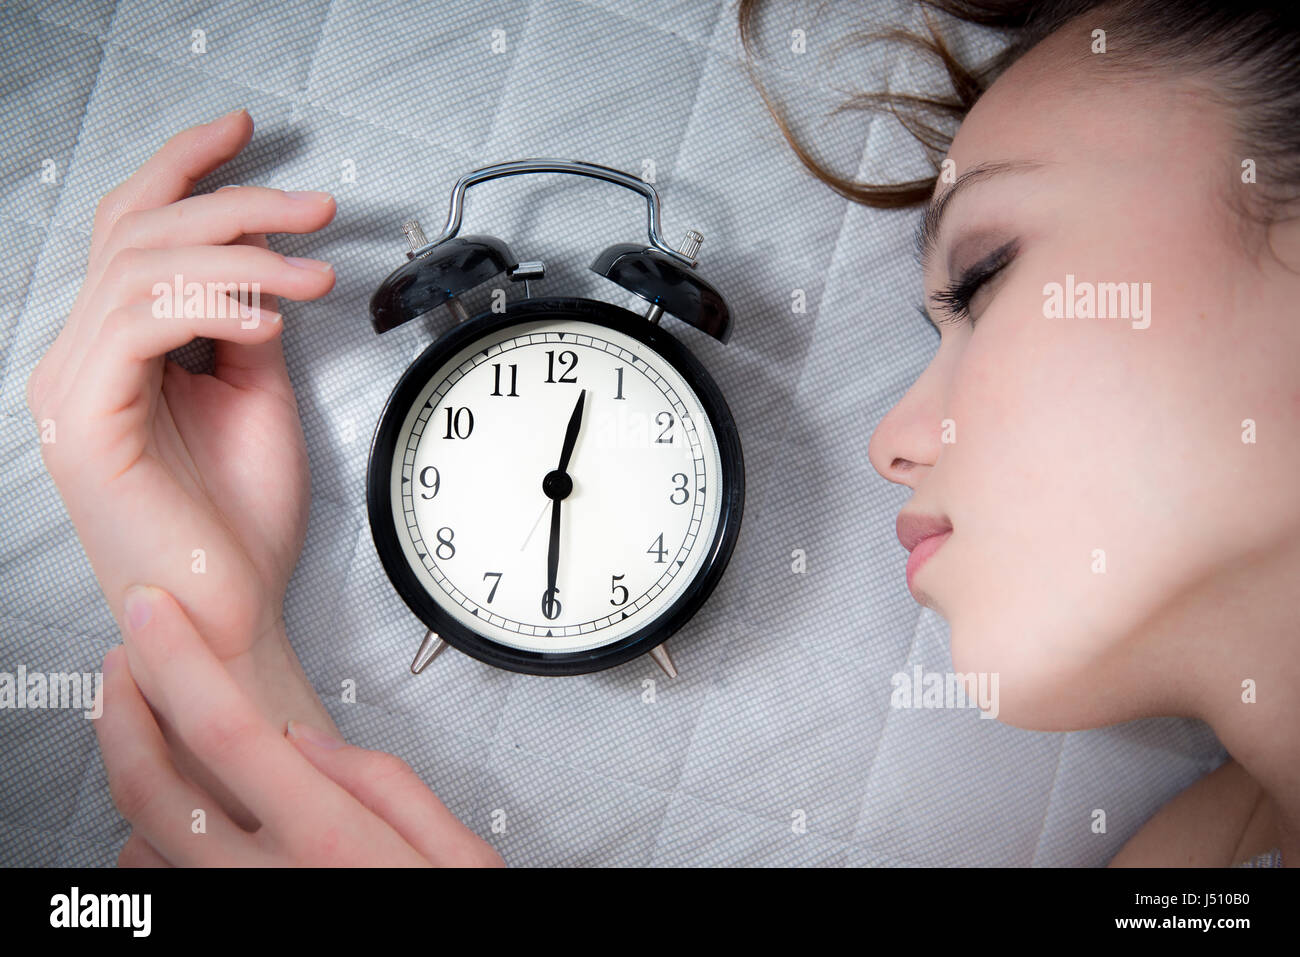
[541,587,562,620]
[442,406,474,439]
[610,573,628,606]
[670,472,689,505]
[647,532,667,564]
[435,526,456,560]
[545,349,578,384]
[419,465,441,499]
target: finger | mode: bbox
[117,832,171,868]
[79,298,283,415]
[213,233,293,397]
[93,242,334,313]
[286,721,506,867]
[93,645,265,866]
[89,109,253,263]
[60,242,331,400]
[102,186,335,259]
[118,586,401,857]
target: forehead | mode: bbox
[939,18,1225,192]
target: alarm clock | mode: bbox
[365,159,744,677]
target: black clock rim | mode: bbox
[366,296,745,676]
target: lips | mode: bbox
[897,511,953,594]
[896,512,953,553]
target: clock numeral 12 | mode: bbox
[545,349,578,383]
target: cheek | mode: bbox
[930,276,1243,716]
[938,318,1132,690]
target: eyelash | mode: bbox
[925,240,1019,326]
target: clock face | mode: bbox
[370,299,740,671]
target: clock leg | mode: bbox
[411,629,449,674]
[648,643,678,679]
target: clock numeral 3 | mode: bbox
[545,349,578,384]
[434,526,456,560]
[419,465,441,499]
[610,573,628,606]
[670,472,689,505]
[442,406,474,439]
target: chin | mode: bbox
[946,614,1106,733]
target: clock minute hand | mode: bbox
[543,389,585,622]
[545,494,561,618]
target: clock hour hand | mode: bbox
[557,388,586,473]
[541,389,586,621]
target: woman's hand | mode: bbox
[24,108,337,731]
[97,584,505,867]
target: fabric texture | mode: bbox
[0,0,1227,866]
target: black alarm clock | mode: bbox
[366,159,744,678]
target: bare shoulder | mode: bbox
[1108,758,1278,867]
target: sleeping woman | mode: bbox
[25,0,1296,866]
[737,0,1299,866]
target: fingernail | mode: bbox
[285,190,334,204]
[286,719,345,750]
[123,586,153,632]
[285,256,333,272]
[217,184,242,191]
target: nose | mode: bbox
[867,357,948,490]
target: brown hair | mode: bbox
[735,0,1300,222]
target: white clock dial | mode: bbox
[389,317,724,654]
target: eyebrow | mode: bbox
[915,160,1043,271]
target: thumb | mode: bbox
[285,721,505,867]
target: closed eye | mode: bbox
[928,239,1019,326]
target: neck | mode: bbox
[1178,537,1300,866]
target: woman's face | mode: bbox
[867,20,1300,730]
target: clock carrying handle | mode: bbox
[406,158,698,269]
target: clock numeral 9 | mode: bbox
[442,406,474,439]
[610,573,628,606]
[490,363,519,397]
[434,526,456,560]
[545,349,578,384]
[647,532,667,564]
[670,472,689,505]
[419,465,441,499]
[541,587,562,620]
[656,411,674,444]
